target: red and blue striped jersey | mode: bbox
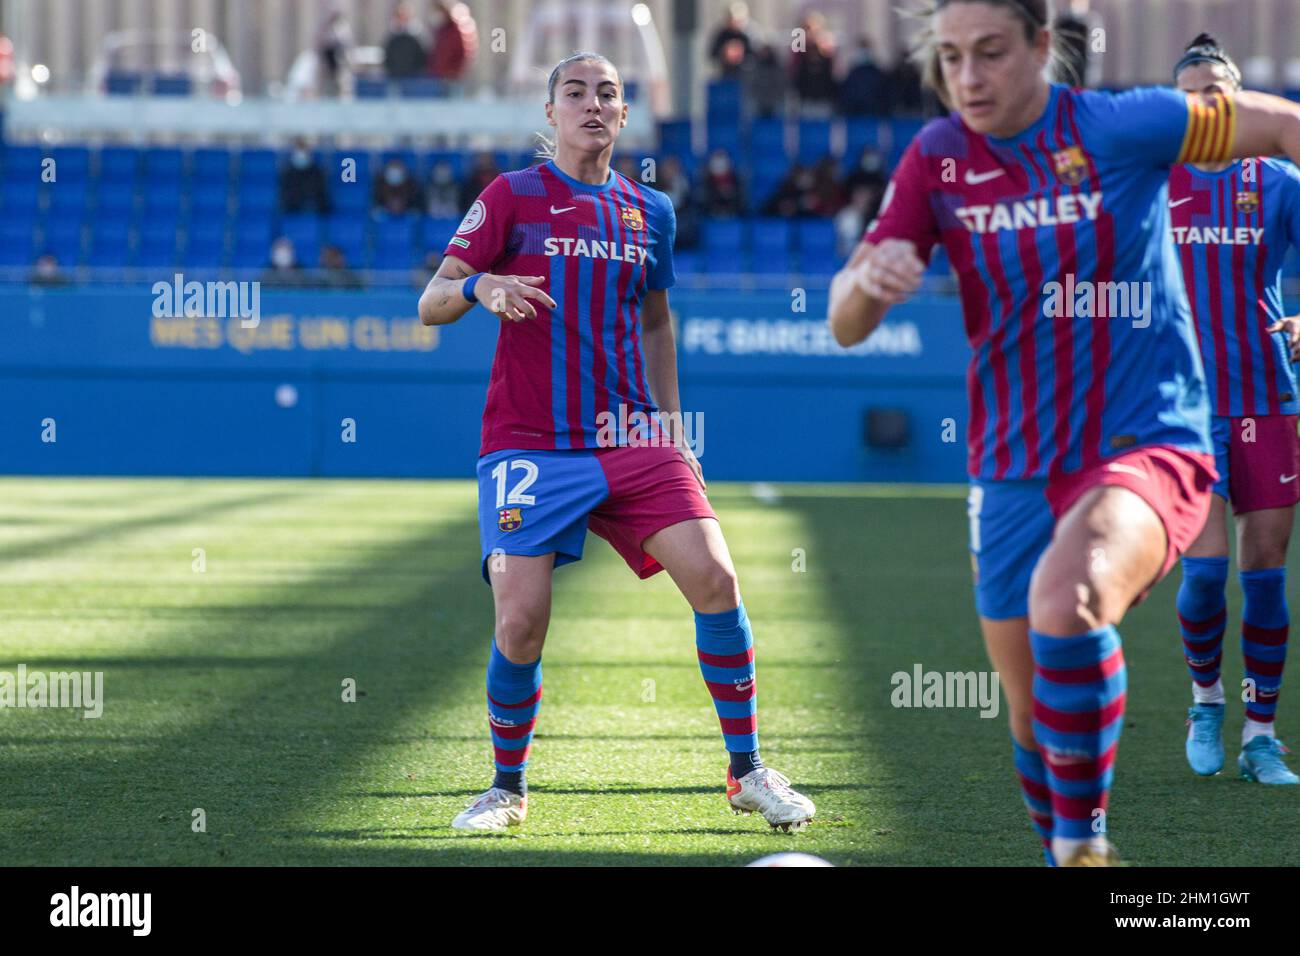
[866,84,1235,480]
[1169,157,1300,417]
[444,159,676,456]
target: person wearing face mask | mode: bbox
[372,158,422,216]
[260,236,307,287]
[700,148,745,218]
[279,138,331,215]
[425,160,461,218]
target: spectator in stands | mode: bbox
[834,183,880,259]
[808,156,846,217]
[30,252,69,287]
[428,2,477,86]
[699,149,745,219]
[316,244,364,289]
[280,138,331,214]
[260,237,307,287]
[790,11,838,116]
[654,155,699,249]
[425,160,462,217]
[744,43,787,119]
[1053,0,1094,86]
[458,151,500,211]
[384,2,427,79]
[316,6,355,97]
[373,157,422,215]
[839,36,890,116]
[887,45,927,116]
[614,155,643,184]
[843,145,887,198]
[708,2,756,78]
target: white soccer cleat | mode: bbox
[451,787,527,832]
[727,767,816,832]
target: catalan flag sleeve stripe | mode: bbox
[1178,92,1237,165]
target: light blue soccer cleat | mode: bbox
[1238,736,1300,785]
[1185,703,1225,776]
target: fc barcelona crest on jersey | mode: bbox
[620,206,644,231]
[1236,191,1259,215]
[498,508,523,532]
[1052,146,1088,186]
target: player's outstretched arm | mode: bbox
[828,238,925,347]
[418,254,557,326]
[1227,91,1300,164]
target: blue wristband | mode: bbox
[462,272,483,303]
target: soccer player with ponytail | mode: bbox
[1170,34,1300,785]
[419,52,815,834]
[830,0,1300,863]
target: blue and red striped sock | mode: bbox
[695,602,763,779]
[1240,567,1288,739]
[1177,556,1228,703]
[1012,737,1054,855]
[1030,625,1126,857]
[486,638,542,795]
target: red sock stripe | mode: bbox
[1243,657,1286,678]
[1033,692,1127,733]
[493,745,531,767]
[697,647,754,668]
[1182,632,1223,654]
[488,687,543,710]
[1035,647,1124,684]
[705,679,756,703]
[1243,623,1289,647]
[1053,792,1108,822]
[488,717,537,740]
[719,715,758,736]
[1016,772,1052,803]
[1178,608,1227,635]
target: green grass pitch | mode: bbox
[0,477,1296,866]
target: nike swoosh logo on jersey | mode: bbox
[1282,474,1298,483]
[550,205,577,214]
[1169,197,1194,208]
[964,168,1005,185]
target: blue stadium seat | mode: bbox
[701,219,748,264]
[236,181,277,216]
[795,219,838,274]
[797,119,834,164]
[372,214,417,269]
[748,157,788,212]
[95,183,137,218]
[40,220,84,263]
[144,148,186,183]
[751,218,792,260]
[184,239,226,270]
[845,118,882,166]
[144,182,185,217]
[135,235,178,269]
[0,219,35,264]
[356,77,390,99]
[706,122,742,159]
[105,71,143,95]
[750,118,787,160]
[88,221,132,267]
[281,213,324,264]
[421,216,461,252]
[658,120,693,159]
[672,250,700,275]
[49,146,91,183]
[422,151,463,180]
[327,216,367,266]
[230,238,270,269]
[48,182,90,218]
[238,149,278,183]
[99,147,141,183]
[151,73,192,96]
[192,148,234,184]
[397,77,444,98]
[706,80,742,119]
[887,118,925,170]
[2,181,42,215]
[190,181,231,217]
[1,145,45,182]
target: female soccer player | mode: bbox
[418,52,815,833]
[1170,35,1300,785]
[829,0,1300,865]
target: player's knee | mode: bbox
[694,564,741,613]
[494,607,548,661]
[1028,568,1110,635]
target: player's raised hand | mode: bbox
[1266,314,1300,361]
[854,238,925,305]
[478,274,558,322]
